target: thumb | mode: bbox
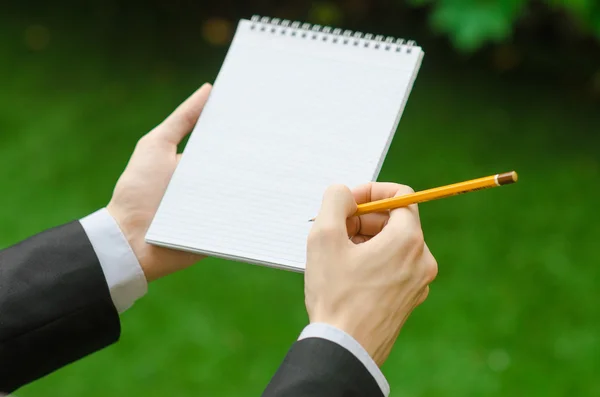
[153,83,212,145]
[315,184,357,231]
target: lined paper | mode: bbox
[145,19,423,271]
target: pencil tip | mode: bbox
[308,219,315,222]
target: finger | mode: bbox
[351,182,420,227]
[421,243,438,283]
[153,83,212,145]
[315,184,357,232]
[346,212,389,237]
[368,185,422,250]
[350,234,372,244]
[388,184,420,223]
[348,182,414,237]
[351,182,408,204]
[371,208,422,254]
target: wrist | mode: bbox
[300,322,391,396]
[80,208,148,312]
[106,202,204,282]
[106,204,152,282]
[309,316,388,367]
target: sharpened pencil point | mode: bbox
[308,218,315,222]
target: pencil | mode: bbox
[309,171,518,221]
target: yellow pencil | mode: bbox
[309,171,518,221]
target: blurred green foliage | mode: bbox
[408,0,600,50]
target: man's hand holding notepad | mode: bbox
[145,16,424,271]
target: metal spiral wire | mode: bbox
[249,15,416,53]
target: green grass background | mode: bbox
[1,14,599,397]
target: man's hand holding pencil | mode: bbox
[304,172,517,367]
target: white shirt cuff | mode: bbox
[79,208,147,313]
[298,323,390,396]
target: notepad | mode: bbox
[145,16,424,271]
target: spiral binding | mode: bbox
[249,15,415,53]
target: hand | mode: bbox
[107,83,212,282]
[304,183,438,366]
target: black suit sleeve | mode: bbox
[0,221,121,394]
[262,337,384,397]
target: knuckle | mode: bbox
[407,227,425,249]
[135,134,152,149]
[423,257,438,283]
[325,183,350,196]
[396,184,415,196]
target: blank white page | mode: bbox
[146,17,424,271]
